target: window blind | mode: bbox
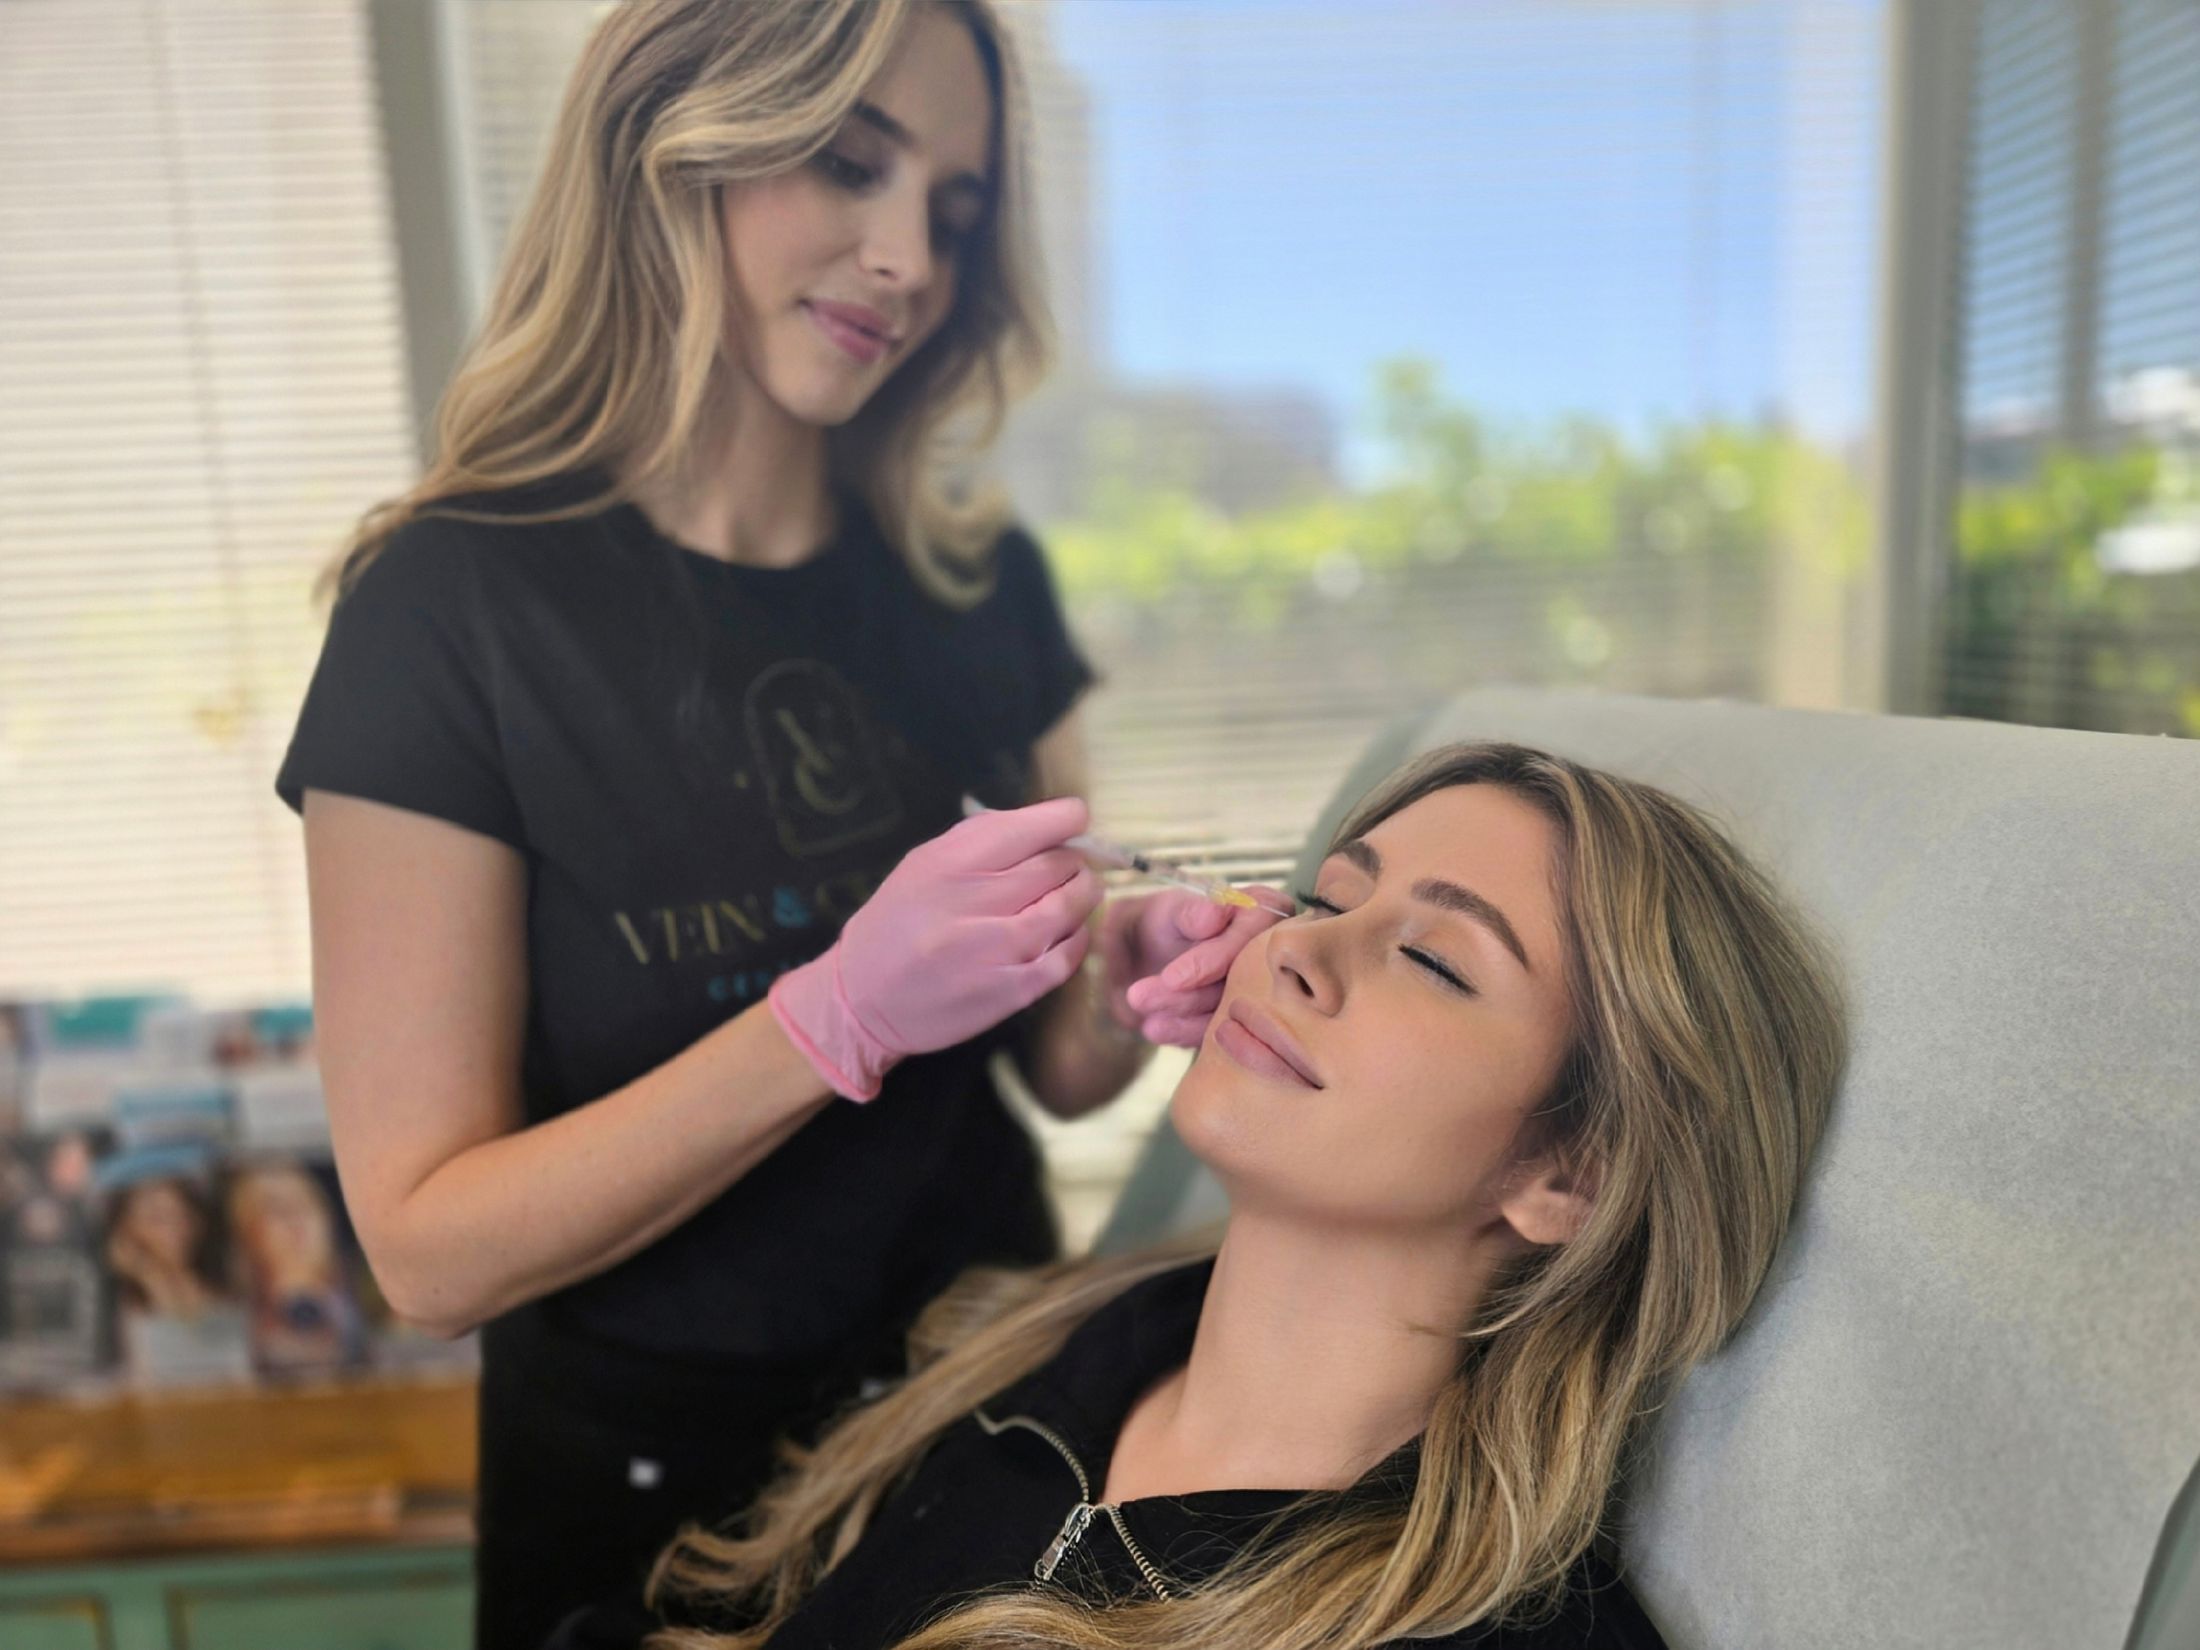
[0,0,417,999]
[1959,2,2078,451]
[460,0,613,273]
[2099,0,2200,399]
[1944,0,2200,736]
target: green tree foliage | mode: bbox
[1046,356,1864,602]
[1952,445,2200,735]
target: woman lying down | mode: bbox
[553,741,1847,1650]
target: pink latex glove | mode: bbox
[769,798,1101,1101]
[1110,886,1290,1047]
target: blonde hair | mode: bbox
[329,0,1050,599]
[649,741,1847,1649]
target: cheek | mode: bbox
[1377,1042,1532,1195]
[723,181,841,305]
[909,265,959,343]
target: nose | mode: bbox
[858,175,935,296]
[1264,914,1342,1014]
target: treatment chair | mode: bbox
[1095,688,2200,1650]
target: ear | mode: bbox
[1495,1151,1598,1248]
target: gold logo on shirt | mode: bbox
[743,660,902,857]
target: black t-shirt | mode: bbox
[276,480,1094,1367]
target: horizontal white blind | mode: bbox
[461,1,611,272]
[2099,0,2200,396]
[0,0,417,998]
[1959,0,2078,443]
[1945,0,2200,737]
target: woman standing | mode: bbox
[276,4,1271,1646]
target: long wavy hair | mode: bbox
[645,740,1848,1649]
[328,0,1050,600]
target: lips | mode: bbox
[1216,1001,1323,1090]
[802,298,902,365]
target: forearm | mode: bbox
[1017,959,1153,1120]
[368,1002,832,1335]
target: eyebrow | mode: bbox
[851,101,990,202]
[1333,839,1533,975]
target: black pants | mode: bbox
[473,1311,862,1650]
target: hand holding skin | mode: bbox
[1110,887,1290,1047]
[769,798,1103,1100]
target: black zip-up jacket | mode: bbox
[545,1260,1668,1650]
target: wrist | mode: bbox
[767,946,894,1102]
[1086,954,1147,1048]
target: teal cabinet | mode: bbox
[0,1544,471,1650]
[0,1593,110,1650]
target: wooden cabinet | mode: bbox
[1,1379,476,1649]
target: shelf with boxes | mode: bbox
[1,995,477,1396]
[1,994,479,1616]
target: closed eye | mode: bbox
[811,150,878,191]
[1405,946,1475,995]
[1290,891,1476,997]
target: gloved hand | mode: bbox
[1109,887,1290,1047]
[768,798,1102,1100]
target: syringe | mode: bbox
[960,796,1295,917]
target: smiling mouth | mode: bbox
[800,300,899,365]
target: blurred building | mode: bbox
[995,375,1338,523]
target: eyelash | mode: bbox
[1289,892,1477,997]
[809,151,979,249]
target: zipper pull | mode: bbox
[1035,1502,1098,1582]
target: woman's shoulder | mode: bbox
[974,516,1055,598]
[884,501,1051,607]
[341,475,617,605]
[393,471,611,555]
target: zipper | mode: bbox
[975,1409,1175,1600]
[1037,1501,1097,1581]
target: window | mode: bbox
[1945,0,2200,735]
[0,0,417,1000]
[454,0,1886,878]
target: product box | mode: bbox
[0,1127,116,1390]
[20,994,195,1133]
[222,1152,370,1379]
[0,1003,27,1135]
[212,1004,329,1153]
[97,1145,252,1388]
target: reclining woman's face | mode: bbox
[1173,783,1579,1236]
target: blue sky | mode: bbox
[1047,0,1882,472]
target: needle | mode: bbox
[961,796,1295,918]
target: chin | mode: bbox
[765,381,870,429]
[1169,1052,1411,1228]
[1167,1045,1266,1176]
